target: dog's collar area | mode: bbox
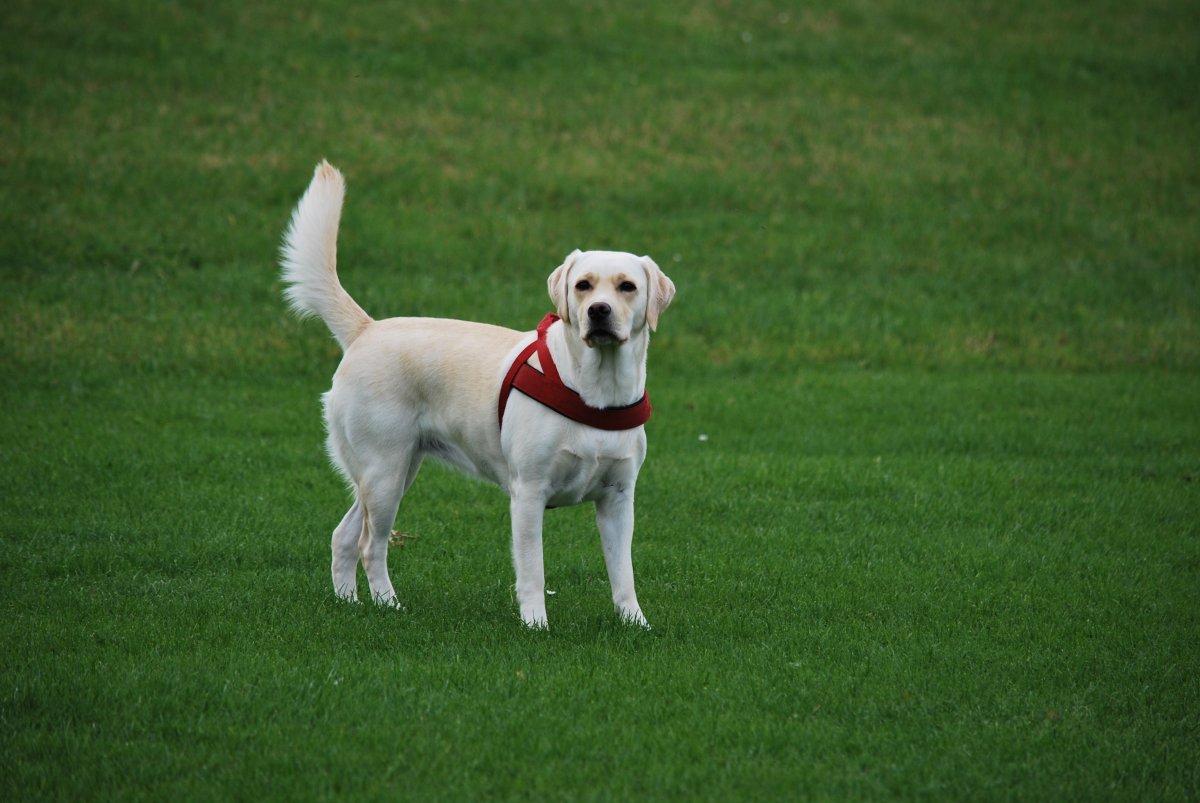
[498,313,651,432]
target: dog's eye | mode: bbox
[618,281,637,293]
[575,280,592,292]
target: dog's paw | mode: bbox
[371,591,406,612]
[520,608,549,630]
[619,607,651,630]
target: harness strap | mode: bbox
[498,313,652,432]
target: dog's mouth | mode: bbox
[584,328,624,348]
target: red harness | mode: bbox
[498,313,652,432]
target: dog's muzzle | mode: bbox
[585,303,621,346]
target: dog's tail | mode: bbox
[280,161,372,350]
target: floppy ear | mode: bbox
[547,249,581,323]
[641,255,676,332]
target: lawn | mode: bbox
[2,0,1198,800]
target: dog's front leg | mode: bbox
[596,489,648,628]
[510,489,549,629]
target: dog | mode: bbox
[279,162,675,628]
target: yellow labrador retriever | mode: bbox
[280,162,675,628]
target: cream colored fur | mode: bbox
[279,161,675,629]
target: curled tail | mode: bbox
[279,161,372,350]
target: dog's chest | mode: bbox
[543,437,640,507]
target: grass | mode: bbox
[2,0,1198,799]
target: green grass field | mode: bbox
[2,0,1198,799]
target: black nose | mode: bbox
[588,302,611,321]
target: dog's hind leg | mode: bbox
[357,454,423,607]
[331,498,364,601]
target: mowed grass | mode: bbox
[2,0,1198,800]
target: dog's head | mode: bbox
[547,250,675,348]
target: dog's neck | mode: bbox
[545,321,648,409]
